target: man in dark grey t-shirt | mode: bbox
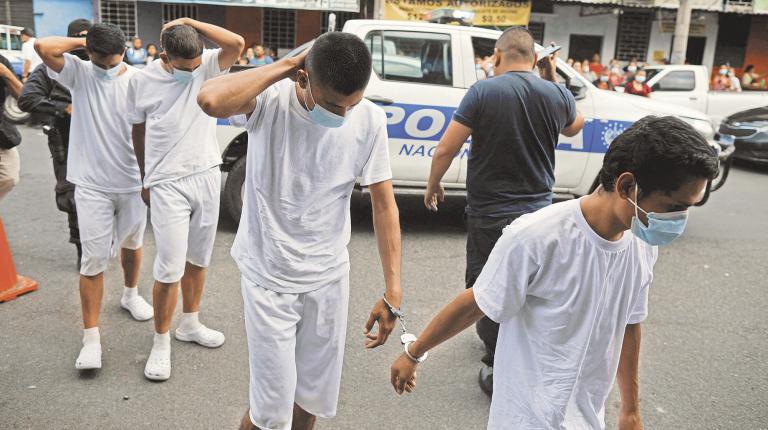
[424,27,584,396]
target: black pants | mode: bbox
[48,128,79,245]
[465,214,518,367]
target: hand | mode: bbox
[618,411,643,430]
[390,353,418,394]
[65,104,72,115]
[424,181,444,212]
[363,298,397,348]
[287,49,310,81]
[141,188,150,207]
[162,17,192,32]
[537,54,557,82]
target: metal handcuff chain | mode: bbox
[382,294,428,363]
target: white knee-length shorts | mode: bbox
[150,168,221,283]
[74,186,147,276]
[241,275,349,430]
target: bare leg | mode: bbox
[292,404,316,430]
[153,280,180,334]
[240,410,260,430]
[180,262,206,313]
[79,273,104,329]
[121,247,141,288]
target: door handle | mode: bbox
[689,97,698,101]
[366,95,394,105]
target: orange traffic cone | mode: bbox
[0,217,38,302]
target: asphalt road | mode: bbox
[1,126,767,429]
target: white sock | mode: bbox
[122,286,138,301]
[179,312,202,332]
[154,331,171,350]
[83,327,100,345]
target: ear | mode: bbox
[493,48,501,68]
[615,172,636,200]
[160,52,169,64]
[296,69,308,88]
[532,53,539,70]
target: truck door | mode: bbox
[649,69,705,112]
[362,27,465,185]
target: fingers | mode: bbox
[363,311,377,334]
[405,376,416,393]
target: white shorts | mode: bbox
[0,147,20,202]
[75,186,147,276]
[150,168,221,283]
[241,275,349,430]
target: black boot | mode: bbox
[478,364,493,397]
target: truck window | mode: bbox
[365,30,454,86]
[653,71,695,91]
[471,37,496,81]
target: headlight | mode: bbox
[680,117,715,140]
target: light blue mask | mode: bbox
[92,63,122,81]
[171,67,197,84]
[628,185,689,246]
[301,76,346,128]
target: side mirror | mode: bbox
[568,80,587,100]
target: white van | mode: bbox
[216,20,733,222]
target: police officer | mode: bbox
[18,19,92,266]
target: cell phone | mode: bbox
[537,44,562,61]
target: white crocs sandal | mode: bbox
[120,296,154,321]
[75,343,102,370]
[175,325,225,348]
[144,346,171,381]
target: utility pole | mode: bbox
[670,0,692,64]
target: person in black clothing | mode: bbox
[0,53,23,201]
[424,27,585,396]
[18,18,91,266]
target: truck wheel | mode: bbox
[4,96,30,124]
[223,156,246,224]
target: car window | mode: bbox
[471,37,495,81]
[365,30,454,86]
[653,71,695,91]
[0,33,7,50]
[10,34,22,50]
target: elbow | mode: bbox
[33,40,45,57]
[197,89,224,118]
[233,35,246,53]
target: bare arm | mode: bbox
[562,110,585,137]
[0,64,23,99]
[617,323,643,430]
[363,180,402,349]
[198,50,307,118]
[390,288,486,393]
[424,120,471,210]
[22,59,30,81]
[164,18,244,72]
[132,123,150,206]
[34,37,86,73]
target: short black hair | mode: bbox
[599,116,719,195]
[496,26,535,63]
[67,19,92,37]
[744,64,754,73]
[86,23,126,56]
[162,24,204,60]
[306,32,371,95]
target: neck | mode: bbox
[496,61,534,74]
[580,191,628,242]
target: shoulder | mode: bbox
[503,200,579,249]
[352,98,388,130]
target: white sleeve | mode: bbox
[46,53,82,90]
[359,111,392,186]
[473,226,540,323]
[126,75,146,125]
[203,48,226,79]
[245,83,280,132]
[21,42,33,60]
[627,246,657,324]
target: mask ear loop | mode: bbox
[301,75,317,112]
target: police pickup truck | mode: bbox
[216,20,732,223]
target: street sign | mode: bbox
[145,0,360,12]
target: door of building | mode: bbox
[685,36,706,65]
[569,35,602,63]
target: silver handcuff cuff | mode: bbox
[382,294,428,363]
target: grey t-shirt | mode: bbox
[454,71,576,218]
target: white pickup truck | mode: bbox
[645,65,768,126]
[216,20,732,223]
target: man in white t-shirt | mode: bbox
[390,116,720,429]
[198,33,403,430]
[127,18,243,382]
[36,23,153,371]
[21,28,43,82]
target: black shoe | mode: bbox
[478,364,493,397]
[75,243,82,270]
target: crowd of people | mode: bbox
[121,36,278,69]
[0,17,723,430]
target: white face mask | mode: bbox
[635,75,646,83]
[301,75,347,129]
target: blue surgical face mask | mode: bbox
[171,67,197,84]
[301,75,346,128]
[719,69,728,76]
[92,62,122,81]
[600,75,609,82]
[628,185,689,246]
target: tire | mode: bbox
[4,96,30,124]
[223,156,246,224]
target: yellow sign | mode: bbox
[384,0,532,27]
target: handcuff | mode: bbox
[382,294,428,363]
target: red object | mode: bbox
[624,82,652,97]
[0,217,38,302]
[589,63,604,75]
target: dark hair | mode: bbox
[496,26,535,63]
[21,27,34,37]
[599,116,719,195]
[161,24,203,60]
[67,19,92,37]
[306,32,371,95]
[86,23,126,56]
[744,64,754,73]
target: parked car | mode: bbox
[718,105,768,166]
[644,65,768,125]
[0,24,30,124]
[215,20,733,223]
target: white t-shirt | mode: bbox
[126,49,226,187]
[232,79,392,293]
[48,54,142,193]
[22,38,43,71]
[473,198,658,430]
